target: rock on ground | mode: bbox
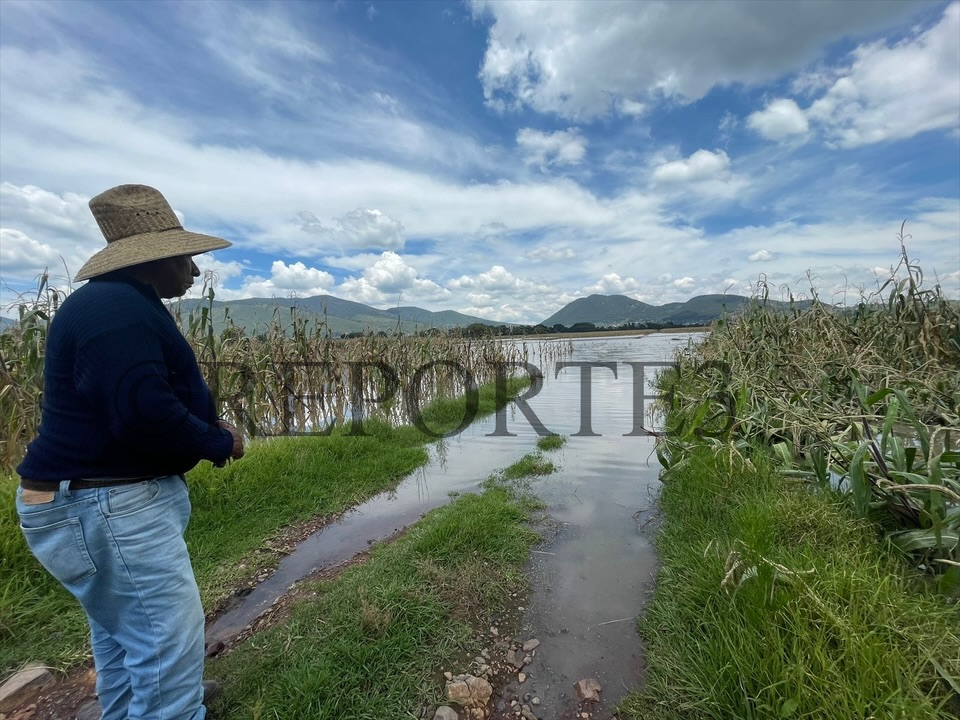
[0,665,54,715]
[574,678,602,703]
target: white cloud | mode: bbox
[582,272,641,295]
[471,0,919,118]
[296,208,405,250]
[450,265,530,291]
[806,2,960,148]
[748,249,774,262]
[526,245,576,262]
[618,99,647,117]
[652,149,730,183]
[673,276,695,289]
[210,260,334,300]
[747,98,810,141]
[196,3,330,99]
[517,128,587,167]
[337,251,448,305]
[0,228,64,279]
[193,257,246,291]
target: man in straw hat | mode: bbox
[15,184,244,720]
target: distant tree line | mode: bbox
[446,320,703,338]
[334,319,705,339]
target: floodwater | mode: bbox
[204,333,703,718]
[494,333,699,719]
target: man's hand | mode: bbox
[217,420,245,460]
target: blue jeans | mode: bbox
[16,476,207,720]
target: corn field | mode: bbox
[657,238,960,571]
[0,273,554,473]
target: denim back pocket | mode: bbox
[106,480,161,516]
[21,517,97,585]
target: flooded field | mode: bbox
[205,333,704,718]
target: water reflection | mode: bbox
[204,332,705,703]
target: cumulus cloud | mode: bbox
[0,183,103,283]
[652,149,730,183]
[582,272,641,295]
[673,277,695,289]
[470,0,918,118]
[747,98,810,141]
[337,251,448,305]
[0,228,64,279]
[450,265,526,291]
[517,127,587,167]
[748,249,774,262]
[806,2,960,147]
[220,260,334,300]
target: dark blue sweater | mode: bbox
[17,273,234,482]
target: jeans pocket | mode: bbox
[21,517,97,585]
[106,480,161,516]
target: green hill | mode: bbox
[172,295,501,336]
[542,293,796,327]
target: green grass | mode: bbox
[502,452,556,480]
[618,447,960,720]
[535,434,566,452]
[208,485,542,719]
[0,377,529,675]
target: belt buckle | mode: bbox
[22,489,56,505]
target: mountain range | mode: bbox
[171,295,503,335]
[542,293,782,327]
[1,292,785,335]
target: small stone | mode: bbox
[444,671,453,680]
[522,639,540,652]
[522,692,531,702]
[518,606,525,611]
[518,672,526,683]
[506,649,526,670]
[447,679,471,705]
[490,626,499,636]
[465,675,493,705]
[480,649,490,659]
[532,697,541,706]
[433,707,459,720]
[574,678,602,703]
[581,714,590,719]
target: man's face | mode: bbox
[152,254,201,299]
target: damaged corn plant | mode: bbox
[656,236,960,575]
[0,272,528,473]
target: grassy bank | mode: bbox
[0,377,528,675]
[619,447,960,719]
[209,476,545,719]
[622,247,960,718]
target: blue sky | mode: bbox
[1,0,957,323]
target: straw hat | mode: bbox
[74,184,232,281]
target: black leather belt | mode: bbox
[19,476,159,491]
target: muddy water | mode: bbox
[204,333,701,717]
[205,396,546,647]
[498,333,698,719]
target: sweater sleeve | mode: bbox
[74,322,234,465]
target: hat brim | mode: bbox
[74,228,232,282]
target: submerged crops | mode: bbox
[656,239,960,573]
[0,273,557,473]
